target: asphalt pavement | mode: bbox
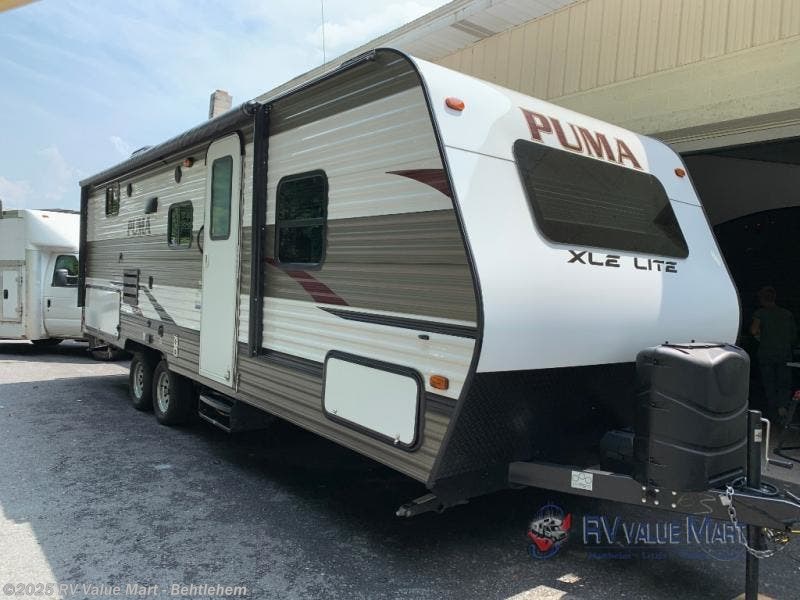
[0,341,799,600]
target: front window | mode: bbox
[52,255,78,287]
[513,139,689,258]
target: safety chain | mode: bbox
[724,485,791,559]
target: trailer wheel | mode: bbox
[129,353,156,411]
[152,361,195,426]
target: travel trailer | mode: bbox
[0,207,84,347]
[78,49,799,558]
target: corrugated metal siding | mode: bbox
[86,235,201,289]
[237,350,450,482]
[437,0,800,100]
[119,314,200,374]
[250,210,475,322]
[86,158,207,243]
[235,53,476,484]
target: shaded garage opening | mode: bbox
[684,138,800,415]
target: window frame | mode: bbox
[52,254,79,287]
[274,170,329,269]
[105,182,120,217]
[209,155,234,241]
[512,139,689,259]
[167,201,194,250]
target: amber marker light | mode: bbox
[183,157,195,168]
[430,375,449,390]
[674,167,686,178]
[445,97,465,111]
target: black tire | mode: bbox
[129,353,156,411]
[31,338,62,347]
[152,360,195,426]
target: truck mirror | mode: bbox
[53,268,69,287]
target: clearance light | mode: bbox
[674,167,686,178]
[430,375,449,390]
[445,97,465,112]
[182,157,195,168]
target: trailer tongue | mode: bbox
[405,342,800,600]
[508,410,800,600]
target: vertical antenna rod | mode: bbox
[320,0,327,64]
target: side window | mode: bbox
[168,202,193,249]
[275,171,328,266]
[105,182,120,216]
[52,255,79,287]
[210,156,233,240]
[513,139,689,258]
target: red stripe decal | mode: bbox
[265,258,348,306]
[387,168,452,199]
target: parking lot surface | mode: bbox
[1,341,799,599]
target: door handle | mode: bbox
[47,299,51,308]
[2,290,7,299]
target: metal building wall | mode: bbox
[436,0,800,150]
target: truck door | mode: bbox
[43,254,81,337]
[199,133,242,387]
[0,268,22,323]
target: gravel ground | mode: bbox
[0,340,799,600]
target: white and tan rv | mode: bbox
[78,50,800,542]
[0,207,83,346]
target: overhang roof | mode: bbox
[257,0,575,102]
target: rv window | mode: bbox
[168,202,193,249]
[52,255,79,287]
[105,183,120,217]
[513,140,689,258]
[275,171,328,265]
[210,156,233,240]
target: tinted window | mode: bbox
[275,171,328,265]
[52,255,78,287]
[513,139,689,258]
[105,183,120,216]
[210,156,233,240]
[168,202,193,248]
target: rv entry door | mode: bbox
[199,134,242,387]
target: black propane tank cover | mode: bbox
[633,343,749,492]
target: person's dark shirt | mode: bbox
[754,306,797,361]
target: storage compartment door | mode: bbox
[85,287,121,338]
[323,353,421,448]
[1,269,22,322]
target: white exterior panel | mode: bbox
[85,286,120,338]
[323,356,420,446]
[413,57,739,372]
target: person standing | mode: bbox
[750,286,797,422]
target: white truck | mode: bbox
[0,206,83,347]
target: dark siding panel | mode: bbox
[244,210,476,322]
[87,234,202,289]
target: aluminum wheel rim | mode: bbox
[133,362,145,399]
[156,371,170,413]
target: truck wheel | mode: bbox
[31,338,62,347]
[129,354,155,411]
[152,361,195,426]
